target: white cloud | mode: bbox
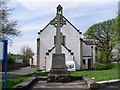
[8,0,118,54]
[20,23,47,32]
[9,40,37,54]
[10,5,54,21]
[16,0,119,11]
[10,0,118,21]
[16,0,119,3]
[16,0,58,11]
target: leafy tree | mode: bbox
[112,15,120,55]
[21,46,34,64]
[0,0,21,41]
[84,18,117,63]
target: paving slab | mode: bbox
[13,77,37,89]
[32,80,89,90]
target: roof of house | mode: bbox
[12,54,23,59]
[83,39,96,45]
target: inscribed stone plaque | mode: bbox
[52,53,66,69]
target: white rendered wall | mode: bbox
[61,20,81,69]
[82,42,91,56]
[38,17,81,70]
[92,45,96,65]
[45,46,74,71]
[39,24,56,70]
[46,48,55,71]
[32,54,37,65]
[82,42,96,69]
[16,59,23,63]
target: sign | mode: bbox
[0,40,7,62]
[0,40,8,89]
[0,41,4,60]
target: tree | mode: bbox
[0,0,21,41]
[21,46,34,64]
[8,53,16,64]
[112,15,120,55]
[84,18,117,63]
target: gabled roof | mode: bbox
[38,15,82,35]
[62,16,82,34]
[82,39,96,45]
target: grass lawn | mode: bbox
[71,64,120,82]
[2,76,28,88]
[32,64,119,82]
[2,64,119,88]
[2,72,48,88]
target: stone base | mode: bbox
[48,53,70,82]
[47,73,71,83]
[47,69,70,82]
[50,68,68,74]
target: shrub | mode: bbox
[8,54,16,64]
[94,63,112,70]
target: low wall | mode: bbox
[82,75,98,89]
[2,63,30,71]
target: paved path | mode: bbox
[0,66,37,79]
[31,80,89,90]
[8,66,37,75]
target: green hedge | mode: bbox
[94,63,112,70]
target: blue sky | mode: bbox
[8,0,119,54]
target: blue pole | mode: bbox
[3,40,8,90]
